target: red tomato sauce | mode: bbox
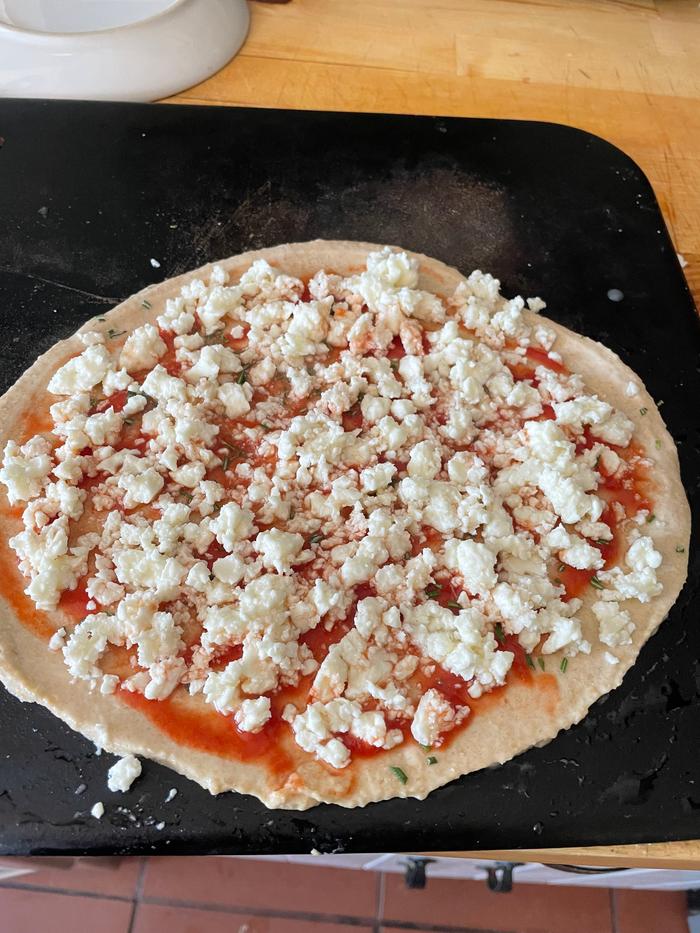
[120,690,294,776]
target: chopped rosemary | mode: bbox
[590,575,605,590]
[557,563,565,573]
[675,545,685,553]
[446,599,461,610]
[221,453,230,472]
[494,622,506,645]
[427,756,438,766]
[646,513,656,523]
[180,492,193,503]
[308,533,324,545]
[221,440,247,459]
[560,658,568,673]
[420,744,431,752]
[537,657,545,671]
[260,422,272,431]
[142,299,152,310]
[525,654,536,670]
[236,367,250,385]
[639,407,648,415]
[594,539,609,546]
[655,439,661,449]
[123,418,134,425]
[425,585,442,599]
[390,360,399,371]
[106,328,126,339]
[389,766,408,785]
[97,316,106,322]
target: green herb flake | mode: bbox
[675,545,685,554]
[590,575,605,590]
[537,657,545,672]
[427,756,438,766]
[646,513,656,523]
[236,367,250,385]
[494,622,506,645]
[260,422,272,431]
[639,407,648,416]
[420,744,431,752]
[446,599,462,610]
[106,328,126,339]
[308,533,324,545]
[222,440,247,460]
[123,418,134,425]
[390,360,399,371]
[560,658,568,674]
[203,328,225,345]
[97,316,106,322]
[221,454,230,472]
[525,654,536,671]
[389,766,408,785]
[655,439,662,449]
[425,585,442,599]
[557,563,565,573]
[142,299,152,310]
[180,492,193,504]
[594,539,609,546]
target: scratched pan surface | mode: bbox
[0,99,697,856]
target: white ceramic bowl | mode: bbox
[0,0,250,101]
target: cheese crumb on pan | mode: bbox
[0,247,667,771]
[107,755,142,792]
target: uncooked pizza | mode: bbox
[0,241,690,809]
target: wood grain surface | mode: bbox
[163,0,699,867]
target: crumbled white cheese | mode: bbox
[107,755,142,792]
[411,688,463,747]
[592,600,635,647]
[48,345,113,395]
[235,696,271,733]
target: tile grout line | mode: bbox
[139,897,484,933]
[127,859,149,933]
[0,880,132,903]
[610,888,618,933]
[139,894,377,927]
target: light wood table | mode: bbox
[166,0,699,869]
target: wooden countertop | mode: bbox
[166,0,699,868]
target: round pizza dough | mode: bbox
[0,241,691,810]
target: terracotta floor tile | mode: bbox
[0,887,132,933]
[381,874,613,933]
[614,890,689,933]
[134,903,373,933]
[0,856,142,898]
[142,856,377,918]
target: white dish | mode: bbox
[0,0,250,101]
